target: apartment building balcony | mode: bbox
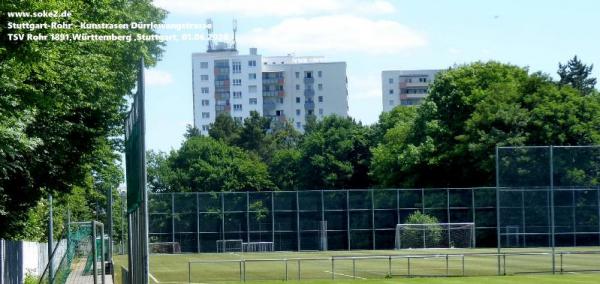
[263,101,276,111]
[277,91,285,97]
[406,93,428,99]
[304,101,315,110]
[304,77,314,84]
[262,90,279,97]
[304,89,315,98]
[399,81,428,88]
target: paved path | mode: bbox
[65,258,113,284]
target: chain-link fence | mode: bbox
[149,188,499,252]
[496,145,600,273]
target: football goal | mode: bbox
[242,242,274,252]
[216,239,243,253]
[395,222,475,249]
[149,242,181,254]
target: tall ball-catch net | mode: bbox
[216,239,243,253]
[395,223,475,249]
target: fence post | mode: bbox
[407,257,411,277]
[560,252,563,274]
[503,254,506,275]
[285,259,288,281]
[48,194,54,284]
[92,221,97,284]
[388,256,392,276]
[188,262,191,283]
[331,258,335,280]
[446,254,449,276]
[243,260,246,282]
[0,239,4,284]
[495,146,502,276]
[297,259,301,280]
[352,258,356,279]
[462,255,465,276]
[549,145,556,275]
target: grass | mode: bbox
[112,247,600,284]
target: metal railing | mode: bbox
[186,250,600,282]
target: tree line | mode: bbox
[148,57,600,193]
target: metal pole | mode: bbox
[503,254,506,275]
[331,258,335,280]
[560,252,563,274]
[471,188,476,248]
[352,258,356,279]
[388,256,392,276]
[285,259,288,281]
[462,255,465,276]
[495,146,502,276]
[407,257,411,277]
[221,192,225,242]
[246,192,250,244]
[550,146,556,274]
[271,192,275,247]
[100,222,106,284]
[446,254,449,276]
[346,190,351,250]
[298,259,301,280]
[371,189,375,250]
[296,191,300,251]
[189,262,191,283]
[108,188,113,264]
[447,188,451,247]
[92,221,98,284]
[197,193,200,253]
[48,194,54,284]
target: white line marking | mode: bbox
[323,270,367,280]
[149,273,160,283]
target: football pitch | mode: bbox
[113,248,600,284]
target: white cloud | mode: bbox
[153,0,395,17]
[239,15,426,55]
[145,69,174,87]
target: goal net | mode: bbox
[216,239,243,253]
[149,242,181,254]
[242,242,274,252]
[395,223,475,249]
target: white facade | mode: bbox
[193,49,348,133]
[381,69,441,112]
[192,48,262,134]
[263,56,348,131]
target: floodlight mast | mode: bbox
[232,19,237,50]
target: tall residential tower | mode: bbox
[381,69,441,112]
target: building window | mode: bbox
[202,125,209,131]
[201,75,209,81]
[296,109,301,116]
[232,79,241,86]
[318,96,323,102]
[296,122,301,128]
[419,77,427,83]
[248,85,257,93]
[318,71,322,78]
[389,89,394,94]
[295,84,300,90]
[200,62,208,69]
[248,73,256,80]
[407,78,412,83]
[318,84,323,90]
[233,104,242,111]
[296,97,301,103]
[232,61,241,73]
[233,91,242,99]
[295,72,299,78]
[248,60,257,67]
[389,78,393,84]
[201,87,209,94]
[202,112,210,118]
[276,110,283,116]
[201,99,209,106]
[307,109,314,115]
[249,98,257,105]
[279,98,284,103]
[305,71,313,78]
[319,108,323,115]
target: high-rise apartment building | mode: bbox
[193,47,348,134]
[381,69,441,112]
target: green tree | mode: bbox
[558,55,597,96]
[371,62,600,188]
[235,111,271,154]
[398,212,442,249]
[269,149,302,190]
[146,150,173,193]
[168,136,275,192]
[0,0,165,237]
[209,113,242,144]
[298,116,373,189]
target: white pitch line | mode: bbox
[323,270,367,280]
[149,273,160,283]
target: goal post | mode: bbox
[216,239,243,253]
[149,242,181,254]
[395,222,475,249]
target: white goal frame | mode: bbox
[395,222,475,249]
[242,242,274,252]
[216,239,243,253]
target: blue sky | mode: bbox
[144,0,600,153]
